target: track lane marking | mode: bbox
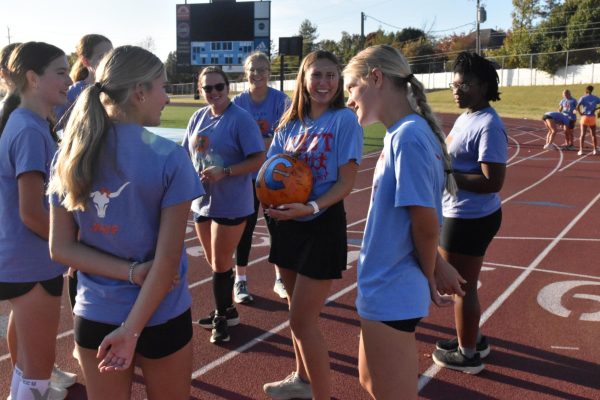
[418,191,600,391]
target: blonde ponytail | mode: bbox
[344,45,456,195]
[48,45,164,211]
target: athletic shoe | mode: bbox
[593,149,598,155]
[543,143,552,150]
[198,306,240,329]
[51,365,77,388]
[577,150,584,156]
[234,280,254,304]
[12,385,69,400]
[432,349,484,374]
[435,336,490,359]
[567,145,576,151]
[263,371,312,400]
[273,278,287,299]
[210,315,230,344]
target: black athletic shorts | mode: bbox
[267,201,347,280]
[194,213,250,226]
[382,318,422,333]
[440,208,502,257]
[0,274,64,301]
[74,308,192,359]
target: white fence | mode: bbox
[416,62,600,90]
[230,62,600,92]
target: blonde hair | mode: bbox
[48,45,164,211]
[70,34,112,82]
[344,45,456,195]
[277,50,345,130]
[243,51,271,72]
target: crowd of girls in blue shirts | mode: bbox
[1,37,509,400]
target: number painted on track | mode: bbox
[537,280,600,321]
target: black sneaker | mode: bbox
[435,336,490,359]
[210,315,230,344]
[197,306,240,329]
[432,349,484,374]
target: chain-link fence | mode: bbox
[411,47,600,89]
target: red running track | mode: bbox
[1,113,599,399]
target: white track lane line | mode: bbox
[418,191,600,391]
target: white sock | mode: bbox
[17,377,50,400]
[10,365,22,398]
[235,274,246,283]
[275,270,282,280]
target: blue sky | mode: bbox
[0,0,513,61]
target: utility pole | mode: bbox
[476,1,487,55]
[476,0,481,54]
[360,12,366,49]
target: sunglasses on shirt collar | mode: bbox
[202,83,226,93]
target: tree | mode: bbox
[534,0,600,73]
[334,31,362,64]
[298,19,319,56]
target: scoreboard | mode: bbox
[176,0,271,73]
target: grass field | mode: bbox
[163,84,592,152]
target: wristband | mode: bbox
[128,261,140,285]
[121,322,140,338]
[223,167,232,176]
[308,201,319,215]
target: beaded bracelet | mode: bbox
[128,261,140,285]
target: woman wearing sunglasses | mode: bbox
[183,66,265,344]
[231,51,290,304]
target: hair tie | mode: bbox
[94,82,104,93]
[405,74,414,82]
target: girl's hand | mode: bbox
[434,256,466,297]
[200,166,225,183]
[264,202,311,221]
[132,261,152,286]
[429,280,455,307]
[96,325,139,373]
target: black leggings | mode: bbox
[235,181,260,266]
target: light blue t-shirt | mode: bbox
[544,111,569,126]
[0,108,67,282]
[577,94,600,116]
[560,97,578,121]
[183,103,265,218]
[232,87,289,139]
[52,123,204,326]
[268,108,363,220]
[54,80,88,123]
[232,87,289,179]
[443,107,508,219]
[357,115,444,321]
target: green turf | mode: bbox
[163,84,586,152]
[426,83,590,120]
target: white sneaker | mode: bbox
[593,149,598,155]
[51,365,77,388]
[49,385,68,400]
[273,278,287,299]
[577,150,584,156]
[13,385,68,400]
[263,371,312,400]
[543,143,552,150]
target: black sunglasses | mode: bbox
[202,83,226,93]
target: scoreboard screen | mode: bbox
[176,1,271,73]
